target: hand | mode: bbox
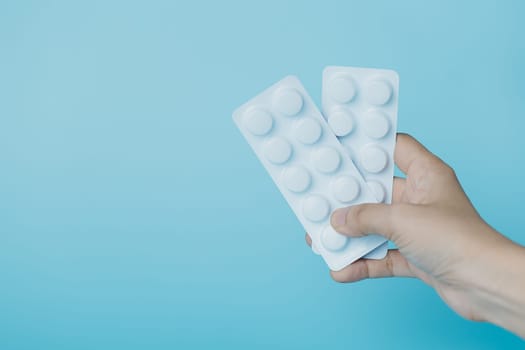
[306,133,525,337]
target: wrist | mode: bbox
[471,234,525,337]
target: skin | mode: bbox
[306,133,525,338]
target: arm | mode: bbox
[309,133,525,337]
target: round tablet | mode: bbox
[302,195,330,222]
[365,80,392,105]
[359,145,388,173]
[264,137,292,164]
[321,225,348,251]
[367,180,386,203]
[282,166,311,193]
[327,108,355,137]
[243,108,273,136]
[332,175,360,203]
[312,147,341,174]
[328,76,356,103]
[272,88,304,116]
[363,110,390,139]
[294,117,322,144]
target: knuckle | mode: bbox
[429,158,456,179]
[438,162,456,177]
[349,205,366,224]
[385,253,394,276]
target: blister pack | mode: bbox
[322,66,399,204]
[321,66,399,260]
[233,76,386,271]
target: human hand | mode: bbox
[306,133,525,337]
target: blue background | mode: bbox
[1,0,524,348]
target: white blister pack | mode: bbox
[321,66,399,260]
[233,76,386,271]
[322,66,399,204]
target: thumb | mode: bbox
[331,203,399,241]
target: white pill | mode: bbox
[328,76,356,103]
[272,88,304,116]
[282,166,311,193]
[264,137,292,164]
[365,80,392,106]
[363,110,390,139]
[367,180,386,203]
[312,147,341,174]
[295,117,322,144]
[302,195,330,222]
[332,175,360,203]
[321,225,348,251]
[243,108,273,136]
[360,145,388,173]
[327,109,354,137]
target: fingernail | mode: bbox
[331,208,348,228]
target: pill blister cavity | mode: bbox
[295,117,322,144]
[328,76,356,103]
[365,80,392,106]
[264,137,292,164]
[272,88,304,116]
[283,166,311,193]
[360,145,388,173]
[367,180,386,203]
[327,108,354,137]
[302,194,330,222]
[321,225,348,251]
[363,110,390,139]
[312,147,341,174]
[243,108,273,136]
[332,175,360,203]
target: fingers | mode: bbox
[395,133,436,175]
[330,249,415,282]
[392,177,406,203]
[311,176,404,241]
[331,203,399,240]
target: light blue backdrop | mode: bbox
[1,1,524,349]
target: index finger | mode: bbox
[394,133,435,175]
